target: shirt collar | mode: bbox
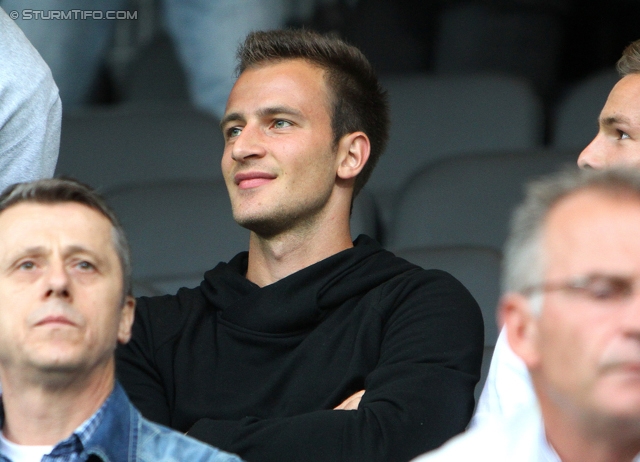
[0,384,119,461]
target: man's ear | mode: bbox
[117,295,136,344]
[336,132,371,180]
[500,292,541,369]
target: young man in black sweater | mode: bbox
[116,29,484,462]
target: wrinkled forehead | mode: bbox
[0,202,116,252]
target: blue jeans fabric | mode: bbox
[2,0,128,107]
[162,0,286,118]
[2,0,286,117]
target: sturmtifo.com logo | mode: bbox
[9,9,137,20]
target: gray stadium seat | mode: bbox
[553,69,620,149]
[434,2,565,96]
[371,74,544,234]
[56,104,225,191]
[350,189,380,242]
[390,149,577,252]
[394,245,502,402]
[105,179,247,297]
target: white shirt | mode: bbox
[412,401,559,462]
[413,399,640,462]
[0,433,53,462]
[471,327,535,428]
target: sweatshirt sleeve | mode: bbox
[116,296,174,427]
[184,270,484,462]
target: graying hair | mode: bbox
[0,178,132,298]
[503,168,640,307]
[617,39,640,76]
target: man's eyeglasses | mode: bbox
[521,274,636,304]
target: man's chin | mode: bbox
[234,213,293,238]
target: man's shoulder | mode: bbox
[136,416,243,462]
[352,236,466,288]
[412,404,546,462]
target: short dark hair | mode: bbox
[237,29,389,197]
[0,178,132,297]
[617,39,640,76]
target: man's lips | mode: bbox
[34,316,77,327]
[234,171,276,190]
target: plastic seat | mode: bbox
[56,104,224,191]
[351,189,380,242]
[553,69,620,149]
[105,179,247,296]
[390,149,577,253]
[434,2,565,96]
[370,73,544,234]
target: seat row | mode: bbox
[57,70,616,235]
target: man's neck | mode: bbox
[245,215,354,287]
[0,362,115,446]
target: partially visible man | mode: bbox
[578,39,640,169]
[116,29,484,462]
[415,168,640,462]
[0,179,241,462]
[474,38,640,426]
[0,7,61,191]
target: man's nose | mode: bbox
[230,124,267,162]
[44,261,71,299]
[577,134,607,169]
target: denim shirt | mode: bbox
[0,382,243,462]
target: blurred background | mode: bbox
[8,0,640,397]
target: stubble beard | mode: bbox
[233,189,333,239]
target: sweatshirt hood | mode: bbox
[200,235,418,334]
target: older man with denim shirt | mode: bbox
[0,178,242,462]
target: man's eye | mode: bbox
[18,261,35,270]
[273,120,292,129]
[76,261,95,271]
[584,278,631,300]
[226,127,242,138]
[618,130,630,140]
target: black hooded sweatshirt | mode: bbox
[116,236,484,462]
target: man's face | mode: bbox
[220,59,340,236]
[527,190,640,424]
[0,202,134,379]
[578,74,640,169]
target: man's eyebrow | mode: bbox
[600,115,631,127]
[219,112,245,129]
[11,246,46,259]
[256,106,304,119]
[220,107,305,129]
[64,245,109,268]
